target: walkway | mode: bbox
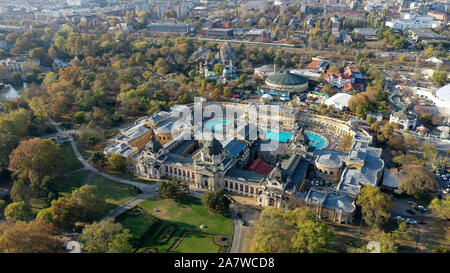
[49,118,160,219]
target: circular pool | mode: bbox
[204,119,232,131]
[305,132,328,149]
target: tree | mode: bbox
[289,208,335,253]
[158,179,190,199]
[0,220,63,253]
[108,154,127,173]
[251,207,295,253]
[4,201,32,221]
[432,71,447,86]
[354,230,398,253]
[428,195,449,221]
[72,111,86,125]
[251,207,334,253]
[49,197,80,229]
[201,189,231,214]
[356,186,394,229]
[8,138,64,181]
[80,220,133,253]
[36,208,53,224]
[213,63,226,76]
[90,151,106,167]
[71,185,106,222]
[0,200,6,216]
[398,164,434,199]
[10,179,29,202]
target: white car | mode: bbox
[406,218,417,224]
[395,216,404,221]
[442,175,448,181]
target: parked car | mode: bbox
[240,219,246,226]
[406,209,415,215]
[406,218,417,224]
[395,216,404,221]
[236,212,242,219]
[418,220,425,224]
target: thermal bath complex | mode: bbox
[108,100,383,225]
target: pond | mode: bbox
[0,83,27,99]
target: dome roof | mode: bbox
[265,71,308,86]
[206,138,223,156]
[145,135,163,153]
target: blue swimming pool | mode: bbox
[305,132,328,149]
[264,131,293,143]
[205,119,232,131]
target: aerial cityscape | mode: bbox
[0,0,448,258]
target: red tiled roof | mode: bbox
[307,59,322,69]
[245,157,273,176]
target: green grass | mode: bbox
[135,195,233,253]
[120,214,156,240]
[55,171,88,194]
[87,174,141,212]
[139,195,233,235]
[173,233,221,253]
[55,171,140,213]
[60,142,84,173]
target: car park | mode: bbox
[406,209,415,215]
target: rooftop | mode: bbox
[265,71,308,86]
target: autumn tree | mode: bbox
[432,70,447,86]
[0,220,63,253]
[8,138,64,181]
[251,207,334,253]
[428,195,449,221]
[4,201,33,221]
[108,154,128,173]
[80,220,133,253]
[356,186,394,229]
[49,197,80,229]
[398,164,434,199]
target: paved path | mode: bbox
[49,118,160,220]
[103,193,157,220]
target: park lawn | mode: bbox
[173,233,221,253]
[29,198,49,216]
[55,172,140,213]
[87,174,141,213]
[119,214,156,240]
[140,195,233,236]
[137,222,184,253]
[55,171,88,195]
[60,142,84,173]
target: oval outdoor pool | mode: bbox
[305,132,328,149]
[204,119,232,131]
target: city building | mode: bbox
[389,108,418,130]
[147,23,196,34]
[259,71,309,100]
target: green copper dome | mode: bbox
[265,71,308,86]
